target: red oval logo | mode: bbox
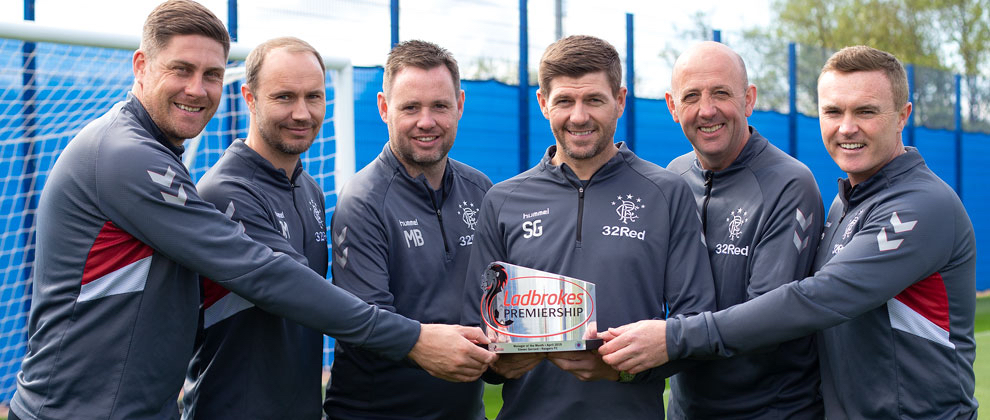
[481,274,595,338]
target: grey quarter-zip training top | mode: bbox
[667,147,977,419]
[182,139,329,420]
[463,143,716,420]
[666,128,825,418]
[325,144,493,420]
[10,95,420,420]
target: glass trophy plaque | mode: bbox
[480,262,602,353]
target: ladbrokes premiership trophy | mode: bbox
[480,262,601,353]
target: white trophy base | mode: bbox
[488,339,603,353]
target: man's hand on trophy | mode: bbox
[547,350,620,381]
[597,319,669,374]
[409,324,497,382]
[491,353,546,379]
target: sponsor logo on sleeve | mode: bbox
[147,166,187,206]
[793,208,814,251]
[877,211,917,252]
[223,201,246,233]
[333,226,348,268]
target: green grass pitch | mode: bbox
[0,297,986,420]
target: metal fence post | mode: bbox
[227,0,238,41]
[788,43,797,158]
[20,2,38,230]
[390,0,399,48]
[20,0,36,147]
[954,73,963,199]
[905,64,915,147]
[225,0,239,148]
[518,0,529,173]
[16,0,39,358]
[625,13,635,152]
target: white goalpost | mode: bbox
[0,20,354,401]
[0,19,356,185]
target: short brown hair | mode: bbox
[820,45,908,108]
[245,37,325,90]
[539,35,622,97]
[141,0,230,59]
[383,40,460,98]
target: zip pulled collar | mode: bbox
[538,141,632,188]
[225,139,304,187]
[690,126,768,180]
[837,146,925,209]
[378,143,454,203]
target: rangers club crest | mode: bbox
[604,194,648,241]
[843,209,864,240]
[611,194,644,224]
[309,199,324,229]
[727,208,749,241]
[458,201,479,230]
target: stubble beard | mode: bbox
[258,116,316,156]
[150,103,209,145]
[554,122,615,161]
[391,134,452,174]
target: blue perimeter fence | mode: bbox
[2,46,990,403]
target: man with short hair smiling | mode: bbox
[182,36,331,420]
[600,45,978,419]
[6,2,494,418]
[462,35,715,419]
[664,41,824,418]
[324,40,494,420]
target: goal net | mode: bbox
[0,20,352,401]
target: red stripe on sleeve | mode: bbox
[81,221,154,285]
[201,277,231,309]
[894,273,950,331]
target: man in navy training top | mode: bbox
[7,2,495,419]
[323,40,494,419]
[183,36,337,420]
[664,41,825,418]
[600,45,978,419]
[462,35,716,419]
